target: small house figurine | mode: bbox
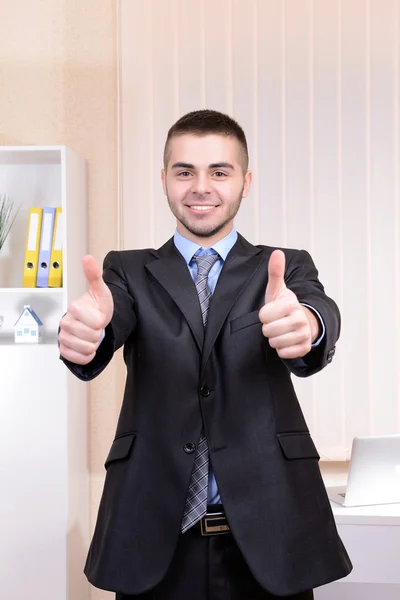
[14,305,43,343]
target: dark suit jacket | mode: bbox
[62,233,352,596]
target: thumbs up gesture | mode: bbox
[58,255,114,365]
[259,250,319,359]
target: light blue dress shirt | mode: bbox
[99,228,325,504]
[174,228,240,504]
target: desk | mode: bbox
[314,463,400,600]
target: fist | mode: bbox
[58,255,114,365]
[258,250,318,359]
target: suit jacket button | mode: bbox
[200,386,211,397]
[184,442,196,454]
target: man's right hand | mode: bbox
[58,255,114,365]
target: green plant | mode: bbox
[0,194,18,251]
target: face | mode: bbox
[162,134,252,245]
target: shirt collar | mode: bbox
[173,228,238,266]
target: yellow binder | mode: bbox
[23,208,43,287]
[48,207,63,287]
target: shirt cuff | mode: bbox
[98,328,106,348]
[300,303,325,347]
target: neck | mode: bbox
[177,223,234,247]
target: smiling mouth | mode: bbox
[188,205,217,212]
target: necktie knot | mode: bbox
[192,252,219,277]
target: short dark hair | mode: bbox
[163,109,249,172]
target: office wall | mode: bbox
[119,0,400,462]
[0,3,122,599]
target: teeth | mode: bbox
[191,206,215,211]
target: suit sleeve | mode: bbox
[60,250,137,382]
[283,249,340,378]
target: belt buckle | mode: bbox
[200,511,231,536]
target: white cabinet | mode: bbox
[316,464,400,600]
[0,146,90,600]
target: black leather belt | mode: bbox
[198,508,231,536]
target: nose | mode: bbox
[191,173,211,195]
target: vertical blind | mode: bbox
[118,0,400,459]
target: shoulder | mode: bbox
[101,249,159,282]
[103,236,175,268]
[236,232,312,263]
[255,244,314,266]
[106,248,157,261]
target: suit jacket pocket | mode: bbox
[104,432,136,470]
[230,310,261,333]
[277,432,320,460]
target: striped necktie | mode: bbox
[181,251,219,533]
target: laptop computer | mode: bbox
[327,434,400,507]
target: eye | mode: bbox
[213,171,227,177]
[177,171,192,177]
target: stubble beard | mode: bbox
[166,189,243,240]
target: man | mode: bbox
[59,110,352,599]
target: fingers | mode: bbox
[259,282,313,359]
[261,314,307,339]
[259,296,299,326]
[58,251,113,366]
[273,342,312,360]
[67,292,105,330]
[59,344,96,365]
[261,308,311,357]
[58,316,101,365]
[267,329,311,352]
[265,250,286,303]
[59,329,99,359]
[59,295,105,364]
[59,312,103,344]
[58,255,112,366]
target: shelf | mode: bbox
[0,146,63,165]
[0,337,59,346]
[0,287,63,293]
[0,144,89,600]
[0,154,64,288]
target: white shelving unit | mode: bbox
[315,465,400,600]
[0,146,90,600]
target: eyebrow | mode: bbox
[209,162,235,170]
[170,162,235,170]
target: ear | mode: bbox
[161,168,167,196]
[242,170,252,198]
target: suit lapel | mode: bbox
[145,234,265,360]
[201,234,264,370]
[145,238,205,351]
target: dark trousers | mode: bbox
[116,525,314,600]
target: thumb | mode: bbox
[82,255,109,301]
[265,249,286,303]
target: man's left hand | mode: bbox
[258,249,320,359]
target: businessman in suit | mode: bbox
[59,110,352,599]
